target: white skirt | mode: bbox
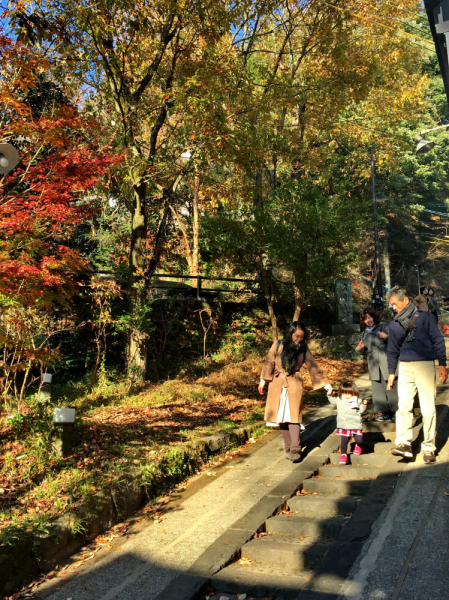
[266,386,291,426]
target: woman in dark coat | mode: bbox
[258,322,331,462]
[356,306,398,421]
[428,287,441,321]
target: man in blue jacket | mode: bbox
[387,288,447,463]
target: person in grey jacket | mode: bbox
[428,287,440,321]
[356,306,398,422]
[327,381,368,464]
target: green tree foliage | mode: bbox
[372,52,449,293]
[4,0,441,374]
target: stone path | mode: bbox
[210,421,401,600]
[34,369,449,600]
[208,386,449,600]
[35,401,339,600]
[339,404,449,600]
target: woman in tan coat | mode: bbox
[258,322,331,462]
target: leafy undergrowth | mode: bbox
[0,350,364,541]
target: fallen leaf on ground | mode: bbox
[238,557,255,565]
[95,536,109,544]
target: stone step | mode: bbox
[362,440,395,453]
[317,465,380,479]
[329,453,388,466]
[302,478,373,496]
[360,431,394,444]
[212,562,310,598]
[265,514,345,539]
[363,421,397,433]
[287,495,357,517]
[241,536,330,569]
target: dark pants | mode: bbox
[340,434,363,455]
[280,423,301,451]
[372,378,398,414]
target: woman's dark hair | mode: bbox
[280,322,309,374]
[420,286,429,295]
[360,306,381,326]
[338,380,360,399]
[283,321,310,345]
[428,287,435,296]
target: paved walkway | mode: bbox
[339,397,449,600]
[34,371,449,600]
[35,397,338,600]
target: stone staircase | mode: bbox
[211,421,401,600]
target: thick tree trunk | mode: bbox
[128,329,147,382]
[254,167,263,206]
[130,181,147,281]
[292,259,307,321]
[192,172,200,275]
[146,198,171,279]
[383,237,391,295]
[261,269,278,342]
[169,204,193,273]
[292,267,302,321]
[293,274,301,321]
[128,180,148,382]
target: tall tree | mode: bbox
[10,0,270,377]
[9,0,431,356]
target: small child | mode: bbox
[327,381,368,464]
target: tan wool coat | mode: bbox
[261,341,329,423]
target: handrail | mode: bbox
[152,273,258,283]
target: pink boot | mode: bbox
[353,445,362,455]
[340,454,348,464]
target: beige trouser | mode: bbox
[396,361,437,452]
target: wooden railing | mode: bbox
[151,273,259,300]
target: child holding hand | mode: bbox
[327,381,368,464]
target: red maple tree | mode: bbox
[0,30,117,306]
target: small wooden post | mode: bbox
[196,275,202,300]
